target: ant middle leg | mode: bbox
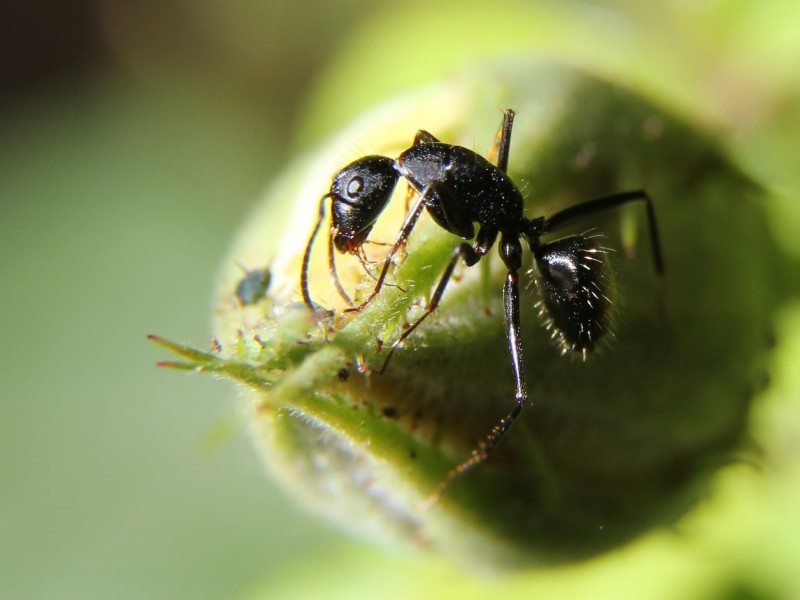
[496,109,515,173]
[375,241,485,374]
[413,130,440,145]
[485,109,515,173]
[478,109,517,311]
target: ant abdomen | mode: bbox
[533,235,613,355]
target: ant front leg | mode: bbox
[344,180,442,314]
[328,225,353,306]
[301,194,336,310]
[300,193,356,310]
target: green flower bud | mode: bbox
[154,60,781,569]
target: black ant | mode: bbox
[301,110,663,502]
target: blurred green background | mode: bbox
[2,1,799,599]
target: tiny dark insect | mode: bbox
[235,265,272,306]
[381,406,399,419]
[301,110,664,502]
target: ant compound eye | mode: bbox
[331,156,398,206]
[346,176,364,198]
[533,235,613,354]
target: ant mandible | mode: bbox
[301,110,664,502]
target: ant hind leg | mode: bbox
[542,189,664,276]
[422,267,528,507]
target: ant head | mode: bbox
[330,156,399,254]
